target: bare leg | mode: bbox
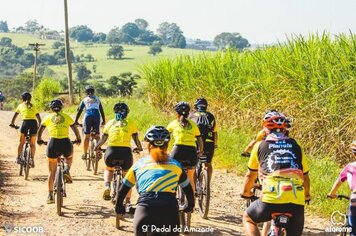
[48,159,57,191]
[83,134,90,155]
[122,170,132,203]
[261,222,271,236]
[17,134,25,158]
[243,211,261,236]
[30,135,36,158]
[187,168,196,192]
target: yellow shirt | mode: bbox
[15,102,38,120]
[41,112,74,139]
[255,129,266,142]
[167,119,201,147]
[103,119,138,147]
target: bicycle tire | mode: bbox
[86,143,92,171]
[91,139,98,175]
[198,169,210,219]
[24,146,31,180]
[177,185,187,231]
[112,171,122,204]
[55,166,63,216]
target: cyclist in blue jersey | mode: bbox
[74,85,106,160]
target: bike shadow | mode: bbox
[205,209,243,226]
[61,204,113,219]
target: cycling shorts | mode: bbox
[47,138,73,159]
[104,146,133,171]
[203,142,215,163]
[83,115,100,135]
[20,120,38,135]
[170,145,197,167]
[134,203,179,236]
[247,199,304,236]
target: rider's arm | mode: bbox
[214,132,218,148]
[179,170,195,210]
[36,113,41,125]
[37,124,46,142]
[99,103,105,125]
[327,177,343,198]
[303,173,311,200]
[74,102,85,123]
[10,112,19,125]
[70,124,81,142]
[241,169,258,197]
[132,133,143,151]
[196,136,204,154]
[95,134,108,150]
[243,130,265,154]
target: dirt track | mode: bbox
[0,110,334,235]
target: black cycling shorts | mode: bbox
[203,142,215,163]
[47,138,73,159]
[134,203,179,236]
[247,199,304,236]
[170,145,197,167]
[20,120,38,135]
[104,146,133,171]
[83,115,100,134]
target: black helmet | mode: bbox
[194,97,208,111]
[49,99,63,112]
[174,101,190,116]
[113,102,130,118]
[21,92,32,101]
[85,85,95,95]
[144,126,170,147]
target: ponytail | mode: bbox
[25,99,32,108]
[149,143,169,163]
[178,114,189,128]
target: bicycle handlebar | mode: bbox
[327,194,350,200]
[241,152,251,157]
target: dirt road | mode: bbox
[0,110,333,235]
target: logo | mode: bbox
[266,149,298,173]
[51,114,65,124]
[331,211,347,226]
[4,222,13,233]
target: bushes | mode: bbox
[33,78,61,110]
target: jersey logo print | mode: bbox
[266,149,298,173]
[51,114,65,124]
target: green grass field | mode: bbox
[0,32,203,79]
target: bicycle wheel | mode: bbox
[177,186,187,231]
[86,141,92,171]
[198,169,210,219]
[112,171,122,204]
[24,146,31,180]
[91,139,98,175]
[55,166,63,216]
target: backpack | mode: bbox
[189,111,215,142]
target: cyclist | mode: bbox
[327,141,356,235]
[37,99,81,204]
[241,110,292,157]
[189,97,217,183]
[10,92,41,167]
[167,101,204,192]
[241,111,311,236]
[74,85,105,160]
[0,90,5,110]
[95,102,143,202]
[115,126,194,236]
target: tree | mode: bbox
[148,43,162,56]
[107,45,124,59]
[107,27,121,44]
[74,64,91,83]
[157,22,183,45]
[69,25,94,42]
[213,32,250,50]
[107,72,139,96]
[52,41,64,49]
[0,20,9,32]
[134,19,149,31]
[24,20,43,33]
[54,47,75,64]
[0,37,12,47]
[121,23,140,38]
[172,34,186,48]
[85,54,94,62]
[92,32,106,43]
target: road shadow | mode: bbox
[62,204,113,219]
[72,175,104,182]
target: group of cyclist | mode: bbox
[8,85,356,236]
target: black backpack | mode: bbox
[189,111,216,142]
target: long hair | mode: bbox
[149,143,169,163]
[178,114,189,128]
[24,98,32,108]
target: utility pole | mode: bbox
[29,43,45,93]
[64,0,74,104]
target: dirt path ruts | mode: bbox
[0,110,333,235]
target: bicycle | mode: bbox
[10,124,33,180]
[195,155,210,219]
[328,194,353,236]
[78,124,100,174]
[39,140,78,216]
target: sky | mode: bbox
[0,0,355,44]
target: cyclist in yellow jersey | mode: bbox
[167,101,204,192]
[241,111,310,236]
[37,99,81,204]
[115,126,194,236]
[10,92,41,167]
[95,102,143,202]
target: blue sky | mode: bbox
[1,0,355,44]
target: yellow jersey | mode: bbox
[103,119,138,147]
[15,102,39,120]
[41,112,74,139]
[167,119,201,147]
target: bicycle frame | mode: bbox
[195,155,210,219]
[269,213,292,236]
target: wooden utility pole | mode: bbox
[29,43,45,93]
[64,0,74,104]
